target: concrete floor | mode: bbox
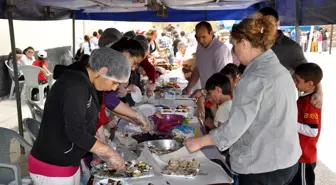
[1,51,336,184]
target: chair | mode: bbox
[22,118,41,143]
[4,60,25,99]
[19,65,49,106]
[0,127,33,185]
[26,100,44,122]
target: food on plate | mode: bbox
[102,179,123,185]
[155,105,170,109]
[161,158,200,177]
[175,109,188,113]
[176,105,189,111]
[93,160,152,178]
[162,82,180,89]
[162,108,173,113]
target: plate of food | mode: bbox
[96,179,128,185]
[92,160,153,180]
[174,105,191,117]
[162,82,180,89]
[161,158,201,178]
[161,108,174,114]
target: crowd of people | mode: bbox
[283,27,330,53]
[20,6,325,185]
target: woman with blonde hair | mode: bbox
[146,29,165,55]
[185,14,301,185]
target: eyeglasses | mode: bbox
[231,24,250,41]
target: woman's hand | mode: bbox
[126,84,137,93]
[105,152,125,172]
[92,141,126,172]
[134,112,150,133]
[185,135,215,153]
[184,137,204,153]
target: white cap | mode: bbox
[38,50,47,58]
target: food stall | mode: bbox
[90,70,233,185]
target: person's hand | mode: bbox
[95,146,126,172]
[117,83,129,98]
[182,86,192,95]
[105,152,125,172]
[210,102,217,115]
[144,82,156,91]
[195,96,205,118]
[184,137,204,153]
[126,84,137,93]
[146,90,154,97]
[190,89,203,99]
[311,91,323,108]
[134,112,150,133]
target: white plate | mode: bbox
[136,104,156,117]
[131,86,142,103]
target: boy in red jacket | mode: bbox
[290,63,323,185]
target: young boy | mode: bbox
[205,73,232,129]
[290,63,323,185]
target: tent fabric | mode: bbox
[75,7,260,22]
[0,0,71,20]
[0,0,336,25]
[276,0,336,25]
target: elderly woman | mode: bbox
[185,14,301,185]
[29,48,146,185]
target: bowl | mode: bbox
[135,139,183,156]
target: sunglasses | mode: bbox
[231,24,250,41]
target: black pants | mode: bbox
[289,162,316,185]
[239,163,299,185]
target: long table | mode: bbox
[93,98,233,185]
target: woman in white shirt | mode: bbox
[185,14,301,185]
[81,35,92,55]
[21,46,35,65]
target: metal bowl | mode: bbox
[135,139,183,156]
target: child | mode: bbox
[205,73,239,185]
[203,64,240,130]
[204,73,232,129]
[32,50,51,101]
[290,63,323,185]
[220,63,240,91]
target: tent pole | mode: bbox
[295,0,300,43]
[7,1,25,154]
[329,24,334,55]
[72,11,76,61]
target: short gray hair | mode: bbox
[89,47,131,83]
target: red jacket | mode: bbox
[297,94,321,163]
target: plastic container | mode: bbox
[150,114,184,132]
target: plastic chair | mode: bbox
[0,127,33,185]
[19,65,49,106]
[4,60,25,99]
[26,100,44,122]
[22,118,41,143]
